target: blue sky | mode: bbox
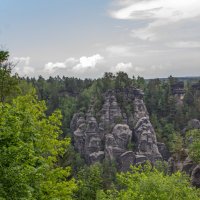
[1,0,200,78]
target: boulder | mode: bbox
[157,142,171,161]
[191,165,200,188]
[135,155,147,165]
[73,123,86,155]
[188,119,200,130]
[105,124,132,161]
[182,156,196,175]
[70,112,84,132]
[119,151,135,172]
[112,124,132,149]
[89,151,105,164]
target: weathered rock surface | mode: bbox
[119,151,136,172]
[157,142,171,161]
[135,154,147,165]
[182,119,200,135]
[168,149,189,174]
[105,124,132,161]
[70,112,85,132]
[182,156,196,175]
[71,111,104,164]
[71,88,162,171]
[191,165,200,188]
[98,90,123,132]
[132,90,162,161]
[188,119,200,130]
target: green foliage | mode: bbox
[154,160,169,174]
[186,129,200,163]
[97,164,200,200]
[115,72,130,89]
[136,76,146,90]
[0,50,19,102]
[59,96,77,136]
[168,132,183,153]
[74,163,103,200]
[0,92,77,200]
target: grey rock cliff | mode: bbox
[191,165,200,188]
[71,88,162,170]
[132,89,162,161]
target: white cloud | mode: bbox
[167,41,200,48]
[106,45,134,57]
[110,0,200,41]
[44,57,78,73]
[12,57,35,76]
[73,54,104,71]
[44,62,67,73]
[111,62,144,74]
[43,54,104,75]
[110,0,200,21]
[114,62,133,72]
[13,56,30,65]
[151,65,164,71]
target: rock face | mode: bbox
[182,119,200,135]
[71,88,163,171]
[105,124,132,161]
[191,165,200,188]
[71,110,104,164]
[187,119,200,130]
[132,90,162,161]
[98,91,123,132]
[182,156,196,175]
[119,151,136,172]
[157,142,170,161]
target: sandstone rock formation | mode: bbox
[71,88,163,171]
[157,142,170,161]
[182,119,200,135]
[187,119,200,130]
[71,110,104,164]
[191,165,200,188]
[132,89,162,162]
[98,90,123,132]
[105,124,132,160]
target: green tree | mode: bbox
[0,50,19,102]
[186,129,200,163]
[75,163,103,200]
[168,132,183,153]
[115,72,130,89]
[97,164,200,200]
[0,92,77,200]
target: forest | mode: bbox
[1,50,200,200]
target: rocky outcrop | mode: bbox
[182,156,196,175]
[191,165,200,188]
[105,124,132,160]
[167,148,200,188]
[71,88,163,171]
[71,109,104,164]
[182,119,200,135]
[157,142,170,161]
[167,149,189,174]
[132,90,162,162]
[187,119,200,130]
[119,151,136,172]
[98,90,123,132]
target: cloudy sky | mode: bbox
[0,0,200,79]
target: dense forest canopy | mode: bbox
[1,50,200,199]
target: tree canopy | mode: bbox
[0,92,77,200]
